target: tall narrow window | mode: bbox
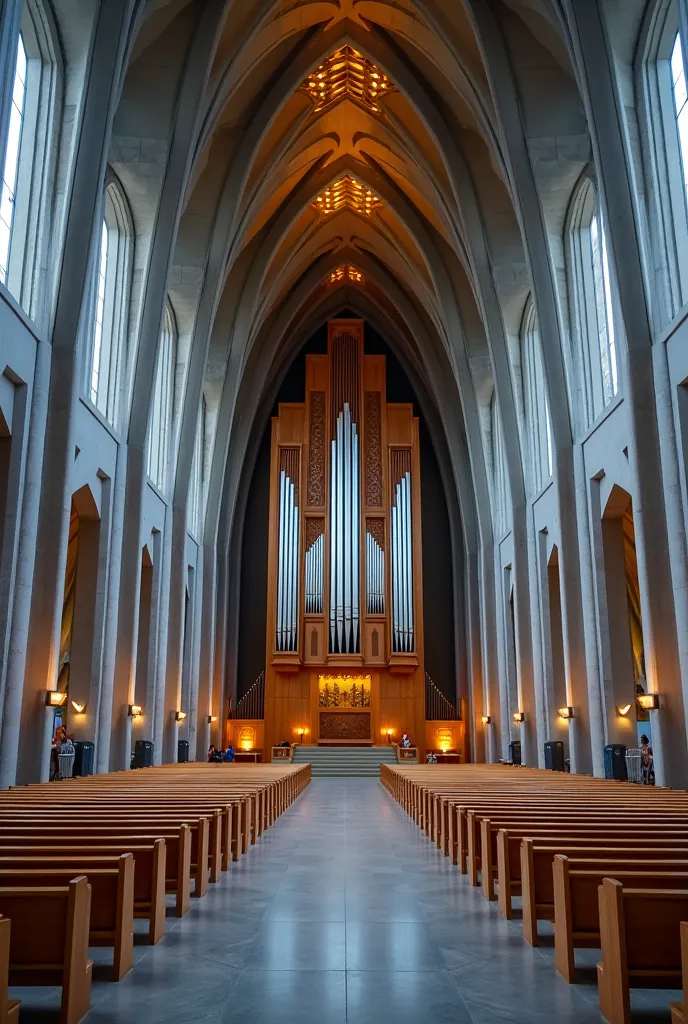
[85,179,133,426]
[0,35,26,285]
[147,303,176,492]
[672,32,688,210]
[590,213,618,404]
[521,299,554,493]
[90,222,108,405]
[490,393,511,537]
[567,177,621,428]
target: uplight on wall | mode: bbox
[481,716,492,725]
[128,704,143,717]
[45,690,67,708]
[297,728,305,743]
[637,693,660,712]
[174,710,187,722]
[71,701,87,714]
[383,728,393,743]
[557,706,574,720]
[513,711,525,724]
[617,703,632,717]
[207,715,218,724]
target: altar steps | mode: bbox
[290,745,398,777]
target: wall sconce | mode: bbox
[207,715,217,724]
[617,703,632,717]
[513,711,525,724]
[128,704,143,717]
[481,716,492,725]
[175,710,187,722]
[297,728,305,743]
[637,693,660,712]
[385,728,393,743]
[45,690,67,708]
[557,706,574,720]
[71,701,87,714]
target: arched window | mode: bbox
[490,391,511,538]
[637,2,688,319]
[86,177,133,426]
[567,177,620,428]
[146,301,176,492]
[0,4,60,318]
[521,298,553,494]
[188,398,206,539]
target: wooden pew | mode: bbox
[0,844,165,943]
[0,918,19,1023]
[0,810,213,894]
[552,856,688,982]
[597,879,688,1024]
[0,827,191,917]
[0,856,134,981]
[516,833,688,939]
[0,876,92,1024]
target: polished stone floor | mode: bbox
[10,778,678,1022]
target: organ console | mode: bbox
[263,319,427,750]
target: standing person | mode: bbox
[640,734,655,785]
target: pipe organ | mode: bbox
[267,319,422,678]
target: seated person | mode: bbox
[223,744,235,762]
[400,732,412,748]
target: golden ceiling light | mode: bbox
[303,46,393,113]
[313,176,383,217]
[328,264,364,286]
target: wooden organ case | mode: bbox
[264,320,425,749]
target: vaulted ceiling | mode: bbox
[112,0,590,565]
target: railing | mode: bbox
[424,672,460,721]
[230,671,265,720]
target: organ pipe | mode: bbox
[366,530,384,614]
[329,402,360,653]
[305,534,324,614]
[392,470,413,653]
[276,466,299,651]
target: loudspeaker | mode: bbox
[509,740,522,766]
[177,739,190,764]
[73,740,95,777]
[604,743,627,781]
[134,740,154,769]
[544,740,565,772]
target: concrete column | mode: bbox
[465,547,486,762]
[0,337,49,787]
[0,379,30,716]
[653,341,688,766]
[526,502,547,766]
[565,0,688,785]
[196,541,217,759]
[155,502,174,762]
[187,554,204,760]
[95,443,127,773]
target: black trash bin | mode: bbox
[509,740,522,766]
[544,740,565,772]
[134,739,154,768]
[73,740,95,777]
[604,743,627,781]
[177,739,190,764]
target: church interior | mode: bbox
[2,0,688,1020]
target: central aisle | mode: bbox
[83,779,610,1023]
